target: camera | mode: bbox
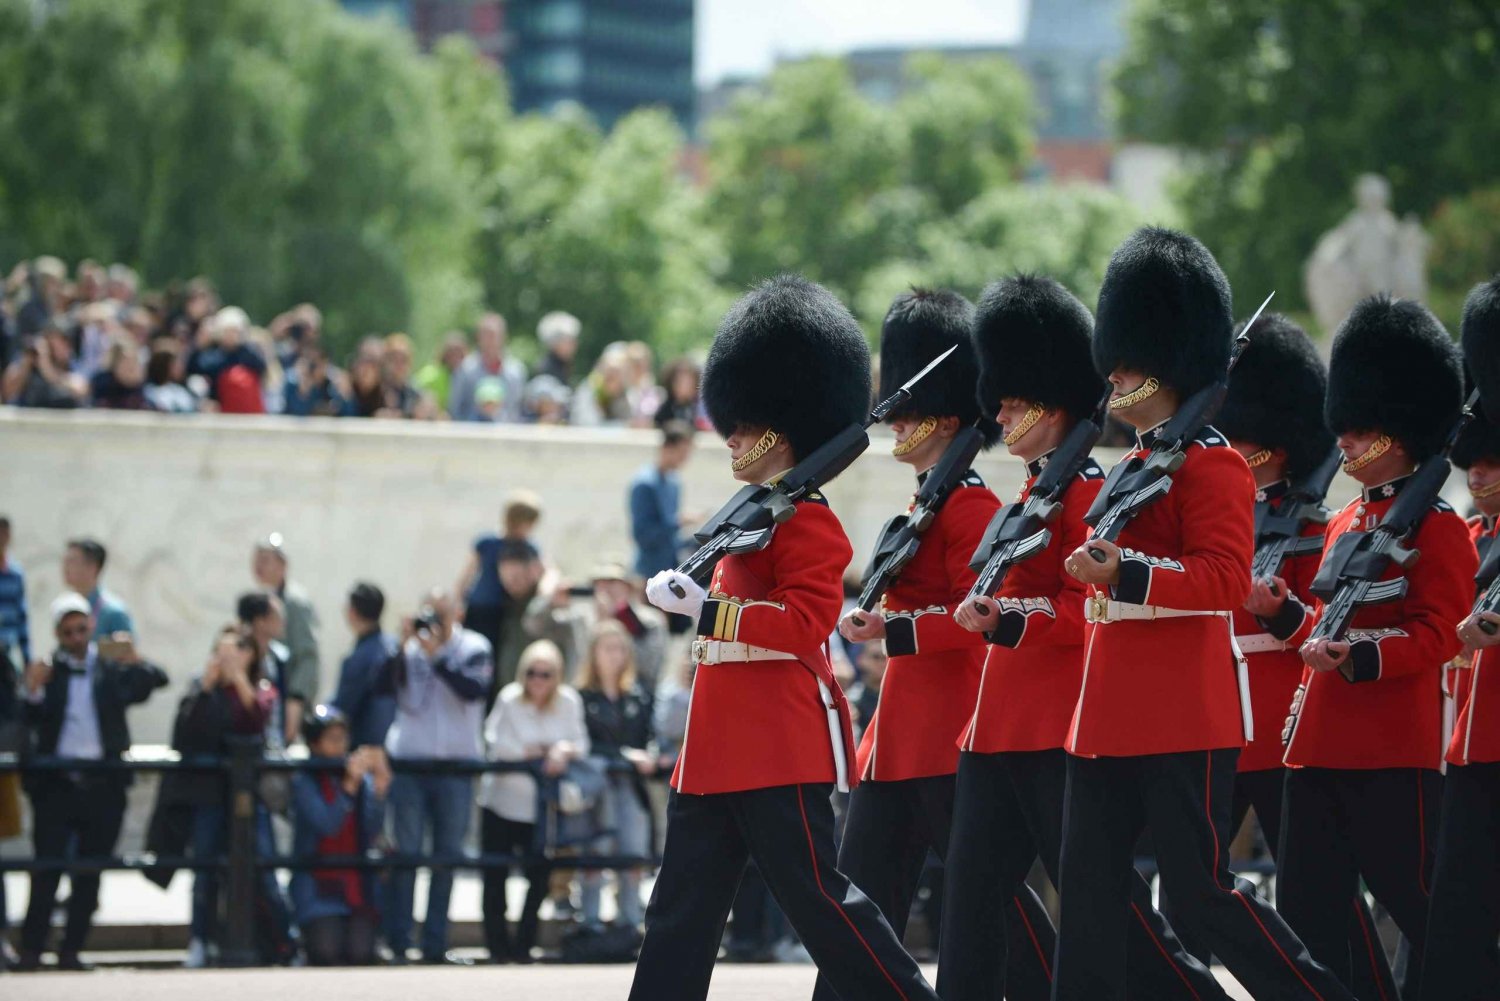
[414,605,443,639]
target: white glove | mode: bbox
[646,570,706,617]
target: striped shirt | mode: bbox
[0,557,30,664]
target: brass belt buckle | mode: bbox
[691,639,709,663]
[1087,594,1111,623]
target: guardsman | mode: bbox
[1207,314,1400,997]
[1276,295,1474,996]
[939,274,1229,1001]
[1422,275,1500,1001]
[1056,227,1353,1001]
[630,275,939,1001]
[811,289,1054,1001]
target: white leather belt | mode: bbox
[691,639,795,664]
[1236,633,1290,654]
[1085,596,1228,624]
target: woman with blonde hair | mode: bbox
[575,620,655,931]
[476,639,587,962]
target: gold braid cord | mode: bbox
[1003,404,1046,447]
[731,429,781,472]
[892,416,938,456]
[1108,377,1160,411]
[1342,434,1392,474]
[1472,478,1500,500]
[1244,448,1274,469]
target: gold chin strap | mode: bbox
[1472,478,1500,500]
[1109,377,1160,411]
[732,429,781,472]
[892,416,938,457]
[1244,448,1274,469]
[1343,434,1393,474]
[1003,404,1046,447]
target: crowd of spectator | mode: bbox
[0,467,783,971]
[0,256,711,430]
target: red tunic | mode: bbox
[857,476,999,781]
[1280,476,1475,771]
[1066,427,1255,758]
[962,455,1104,754]
[1449,515,1500,766]
[671,496,855,796]
[1235,480,1330,773]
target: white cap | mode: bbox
[51,591,92,626]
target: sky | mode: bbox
[695,0,1029,86]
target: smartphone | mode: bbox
[98,637,134,661]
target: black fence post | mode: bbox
[220,736,260,967]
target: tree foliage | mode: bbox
[1115,0,1500,315]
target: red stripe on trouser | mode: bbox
[1232,892,1328,1001]
[1416,774,1429,896]
[1014,896,1053,980]
[1131,903,1201,1000]
[794,785,909,1001]
[1207,753,1327,1000]
[1353,899,1393,1001]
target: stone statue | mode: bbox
[1305,174,1429,334]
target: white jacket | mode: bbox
[476,682,589,823]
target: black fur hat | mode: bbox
[1092,226,1233,395]
[1454,275,1500,467]
[701,274,872,461]
[973,274,1103,424]
[877,289,1000,448]
[1325,295,1462,462]
[1216,313,1333,480]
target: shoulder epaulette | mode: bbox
[1078,458,1105,481]
[801,491,830,508]
[1193,425,1230,449]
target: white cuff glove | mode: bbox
[646,570,706,618]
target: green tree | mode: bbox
[0,0,479,356]
[1427,186,1500,324]
[1115,0,1500,313]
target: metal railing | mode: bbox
[0,740,662,965]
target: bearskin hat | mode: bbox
[1454,275,1500,468]
[701,274,871,461]
[1325,294,1462,463]
[972,274,1103,425]
[876,289,1000,448]
[1215,313,1333,481]
[1092,226,1234,396]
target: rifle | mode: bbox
[1305,390,1478,643]
[1464,501,1500,635]
[1250,446,1342,590]
[1081,292,1275,556]
[965,389,1109,603]
[847,424,986,626]
[667,346,957,597]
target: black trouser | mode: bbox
[630,783,938,1001]
[726,861,787,958]
[1054,749,1352,1001]
[303,911,378,966]
[812,773,1052,1001]
[940,749,1227,1001]
[1420,760,1500,1000]
[1278,767,1439,999]
[1167,767,1402,999]
[480,808,550,961]
[21,777,127,955]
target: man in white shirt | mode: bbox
[16,593,167,972]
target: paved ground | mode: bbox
[3,962,1256,1000]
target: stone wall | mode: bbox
[0,409,1043,740]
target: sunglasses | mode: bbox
[524,668,557,680]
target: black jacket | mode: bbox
[22,650,168,791]
[580,686,654,763]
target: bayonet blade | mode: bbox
[901,344,957,394]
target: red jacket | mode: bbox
[1280,476,1474,771]
[1066,428,1255,758]
[1235,480,1330,773]
[671,496,855,796]
[1450,515,1500,766]
[858,475,998,781]
[962,455,1104,754]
